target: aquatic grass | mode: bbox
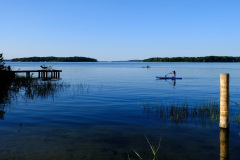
[3,76,70,101]
[230,110,240,124]
[131,149,143,160]
[140,99,220,126]
[0,76,72,118]
[145,136,161,160]
[15,78,70,100]
[196,100,219,124]
[129,136,161,160]
[71,83,113,96]
[72,83,91,95]
[28,80,70,100]
[128,136,185,160]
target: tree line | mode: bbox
[12,56,98,62]
[143,56,240,62]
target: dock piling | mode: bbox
[219,73,229,129]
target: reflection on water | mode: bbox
[0,107,5,119]
[157,79,177,86]
[220,128,229,160]
[0,71,14,105]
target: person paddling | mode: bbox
[169,70,176,78]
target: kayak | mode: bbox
[156,76,182,80]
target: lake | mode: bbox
[1,62,240,160]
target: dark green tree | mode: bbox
[0,53,13,109]
[0,53,11,71]
[0,53,5,70]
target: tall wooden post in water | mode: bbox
[219,73,229,129]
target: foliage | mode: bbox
[128,60,143,62]
[0,54,14,119]
[12,56,98,62]
[143,56,240,62]
[0,53,4,70]
[0,53,9,71]
[0,53,13,102]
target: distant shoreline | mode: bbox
[7,56,240,63]
[143,56,240,62]
[11,56,97,62]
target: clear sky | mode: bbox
[0,0,240,61]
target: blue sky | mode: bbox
[0,0,240,61]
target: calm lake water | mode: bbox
[1,62,240,160]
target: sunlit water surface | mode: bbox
[1,62,240,160]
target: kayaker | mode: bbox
[169,70,176,78]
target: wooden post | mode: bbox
[219,73,229,129]
[220,128,229,160]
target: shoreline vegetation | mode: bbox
[12,56,97,62]
[143,56,240,62]
[0,54,14,107]
[7,56,240,63]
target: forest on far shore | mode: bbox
[143,56,240,62]
[12,56,98,62]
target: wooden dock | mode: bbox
[13,70,62,79]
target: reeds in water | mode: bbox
[129,136,161,160]
[141,99,240,126]
[141,99,220,125]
